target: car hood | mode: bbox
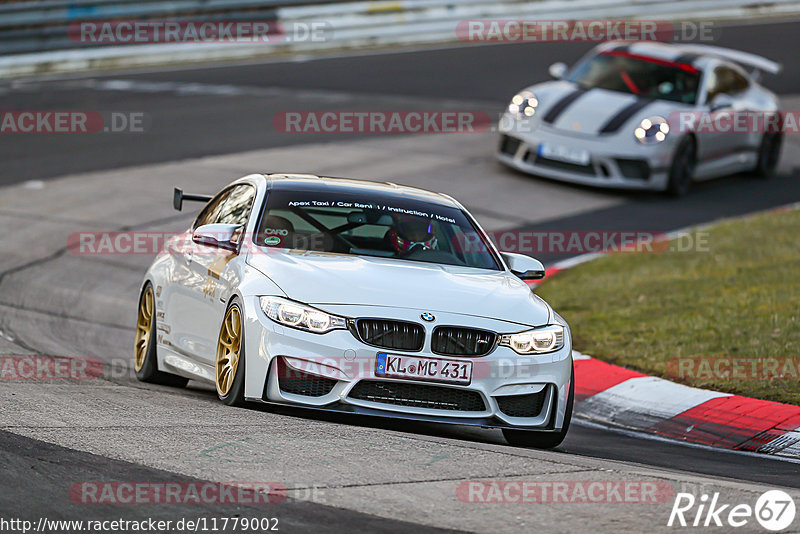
[247,252,550,327]
[531,82,686,135]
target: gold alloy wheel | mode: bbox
[216,305,242,396]
[134,286,154,372]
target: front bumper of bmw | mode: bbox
[241,299,573,431]
[496,114,675,191]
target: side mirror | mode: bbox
[192,223,243,252]
[501,252,546,281]
[709,93,734,112]
[549,62,568,80]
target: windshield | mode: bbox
[255,189,501,270]
[567,51,701,104]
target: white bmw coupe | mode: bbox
[135,174,573,448]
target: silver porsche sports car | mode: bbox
[497,41,783,195]
[135,174,574,448]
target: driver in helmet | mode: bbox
[385,214,437,254]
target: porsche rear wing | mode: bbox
[677,44,782,75]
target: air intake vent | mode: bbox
[354,319,424,351]
[349,381,485,412]
[277,358,337,397]
[499,135,522,156]
[495,388,549,418]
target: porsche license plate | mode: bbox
[375,353,472,385]
[538,142,591,165]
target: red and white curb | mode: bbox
[571,351,800,459]
[528,203,800,459]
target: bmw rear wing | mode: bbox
[173,187,212,211]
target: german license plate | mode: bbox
[538,142,591,165]
[375,353,472,385]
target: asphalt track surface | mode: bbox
[2,17,800,533]
[0,431,453,534]
[3,19,800,184]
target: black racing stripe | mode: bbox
[542,89,588,124]
[599,98,655,134]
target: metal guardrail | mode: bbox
[0,0,798,77]
[0,0,341,52]
[0,0,335,16]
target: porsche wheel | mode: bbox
[666,137,696,197]
[216,300,246,406]
[502,365,574,449]
[753,131,783,179]
[134,283,188,387]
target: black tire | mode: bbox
[502,364,574,449]
[216,300,247,407]
[753,131,783,179]
[665,136,696,197]
[134,283,189,387]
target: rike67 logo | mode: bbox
[668,490,796,531]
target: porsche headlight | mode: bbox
[508,91,539,119]
[634,116,670,144]
[259,297,346,334]
[499,325,565,355]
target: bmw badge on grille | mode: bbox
[420,312,435,322]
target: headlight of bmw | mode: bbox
[634,116,670,144]
[260,297,347,334]
[508,91,539,119]
[499,325,565,354]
